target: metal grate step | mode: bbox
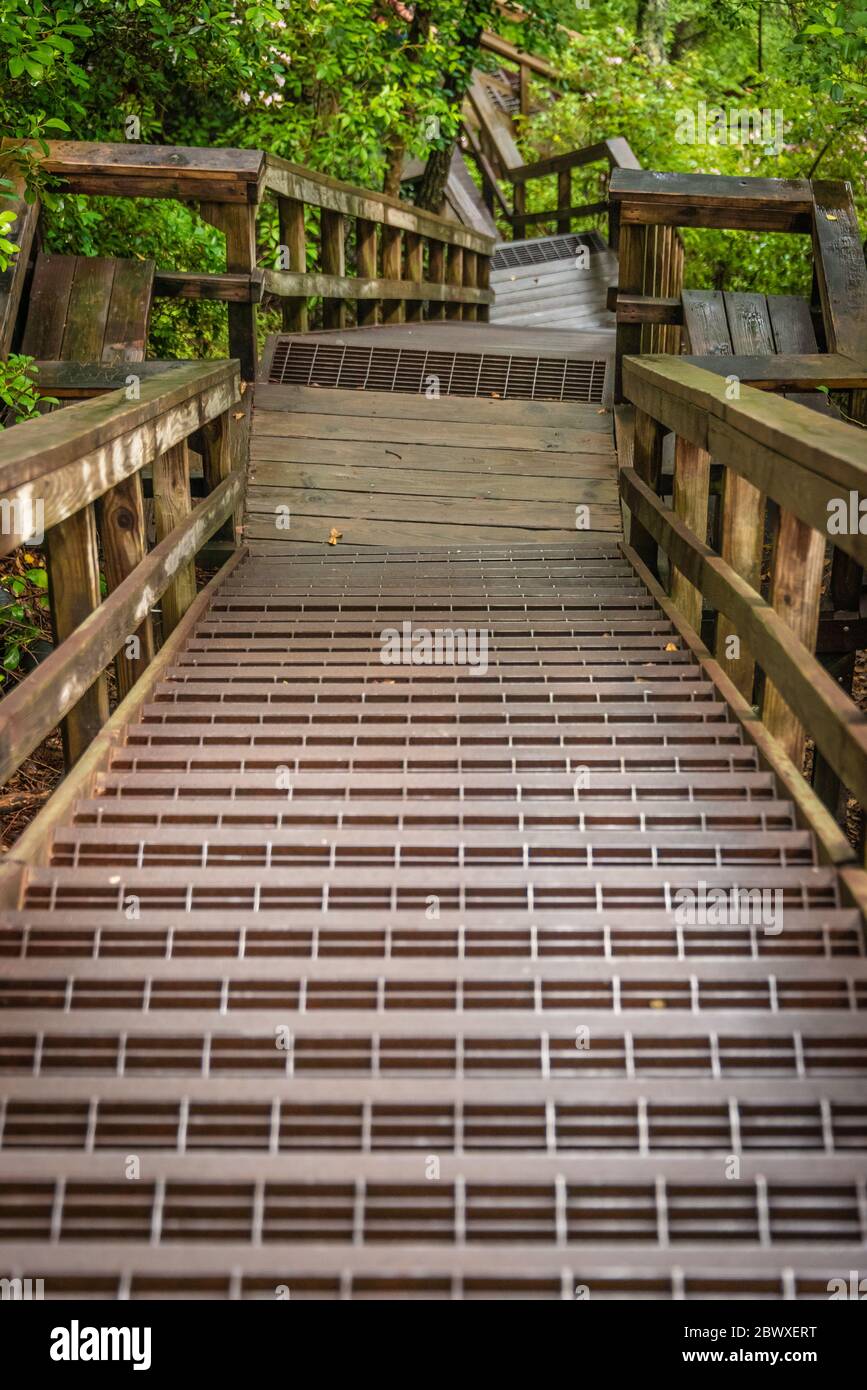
[492,233,607,270]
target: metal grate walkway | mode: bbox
[2,542,866,1299]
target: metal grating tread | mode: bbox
[2,542,865,1299]
[265,339,607,403]
[492,234,607,270]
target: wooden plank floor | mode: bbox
[2,542,866,1299]
[248,382,619,551]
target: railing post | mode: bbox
[714,472,765,700]
[629,408,664,574]
[45,504,110,767]
[355,218,378,327]
[381,226,403,324]
[199,408,241,545]
[278,196,308,333]
[153,441,196,635]
[96,475,155,699]
[445,244,464,321]
[513,181,525,240]
[320,209,346,330]
[519,63,530,118]
[462,250,478,322]
[200,202,258,379]
[477,252,490,324]
[557,169,571,235]
[404,231,424,323]
[761,509,826,767]
[615,223,645,400]
[670,437,711,633]
[427,239,446,321]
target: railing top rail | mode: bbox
[0,360,238,493]
[509,137,641,184]
[609,169,816,232]
[263,154,495,253]
[7,139,266,203]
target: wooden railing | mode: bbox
[619,351,867,866]
[507,136,642,240]
[0,359,242,789]
[608,169,867,398]
[7,142,495,378]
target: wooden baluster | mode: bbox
[320,208,346,329]
[200,203,258,380]
[356,218,378,327]
[519,63,530,119]
[629,408,664,574]
[381,225,403,324]
[477,252,491,324]
[462,250,478,323]
[670,437,711,634]
[153,441,196,635]
[199,409,241,546]
[278,195,308,333]
[96,475,155,700]
[404,231,424,323]
[557,169,571,235]
[813,545,863,819]
[614,223,645,400]
[642,224,659,355]
[445,244,464,322]
[513,181,526,241]
[45,504,110,767]
[428,239,446,321]
[714,471,765,701]
[761,510,826,768]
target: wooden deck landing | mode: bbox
[248,333,619,551]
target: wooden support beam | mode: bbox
[670,437,711,634]
[557,169,571,235]
[615,224,645,400]
[355,219,378,327]
[381,226,403,324]
[427,240,446,322]
[320,208,346,330]
[277,196,308,333]
[96,474,154,700]
[45,504,109,769]
[476,252,491,325]
[152,441,196,634]
[629,407,664,573]
[461,250,478,323]
[199,409,240,546]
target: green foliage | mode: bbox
[0,354,57,428]
[0,561,50,680]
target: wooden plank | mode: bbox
[404,231,424,323]
[426,239,445,323]
[467,72,521,176]
[614,223,644,399]
[95,472,154,698]
[355,219,378,328]
[714,470,764,700]
[248,460,615,500]
[681,290,732,355]
[723,291,774,356]
[766,295,817,354]
[44,503,109,768]
[252,411,611,454]
[153,270,263,303]
[246,513,618,548]
[761,509,826,767]
[35,140,265,201]
[670,437,711,633]
[445,244,464,323]
[101,258,154,362]
[610,169,813,232]
[620,465,867,813]
[199,409,240,545]
[262,266,491,307]
[152,441,196,633]
[0,193,39,357]
[246,485,617,528]
[277,196,308,333]
[19,254,76,360]
[249,437,615,474]
[811,180,867,357]
[510,143,611,184]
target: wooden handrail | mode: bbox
[0,358,243,777]
[620,353,867,848]
[506,134,644,243]
[2,140,496,378]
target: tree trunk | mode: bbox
[414,7,488,212]
[636,0,667,65]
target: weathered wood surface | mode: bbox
[20,253,155,364]
[610,169,813,232]
[0,193,39,357]
[248,382,618,550]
